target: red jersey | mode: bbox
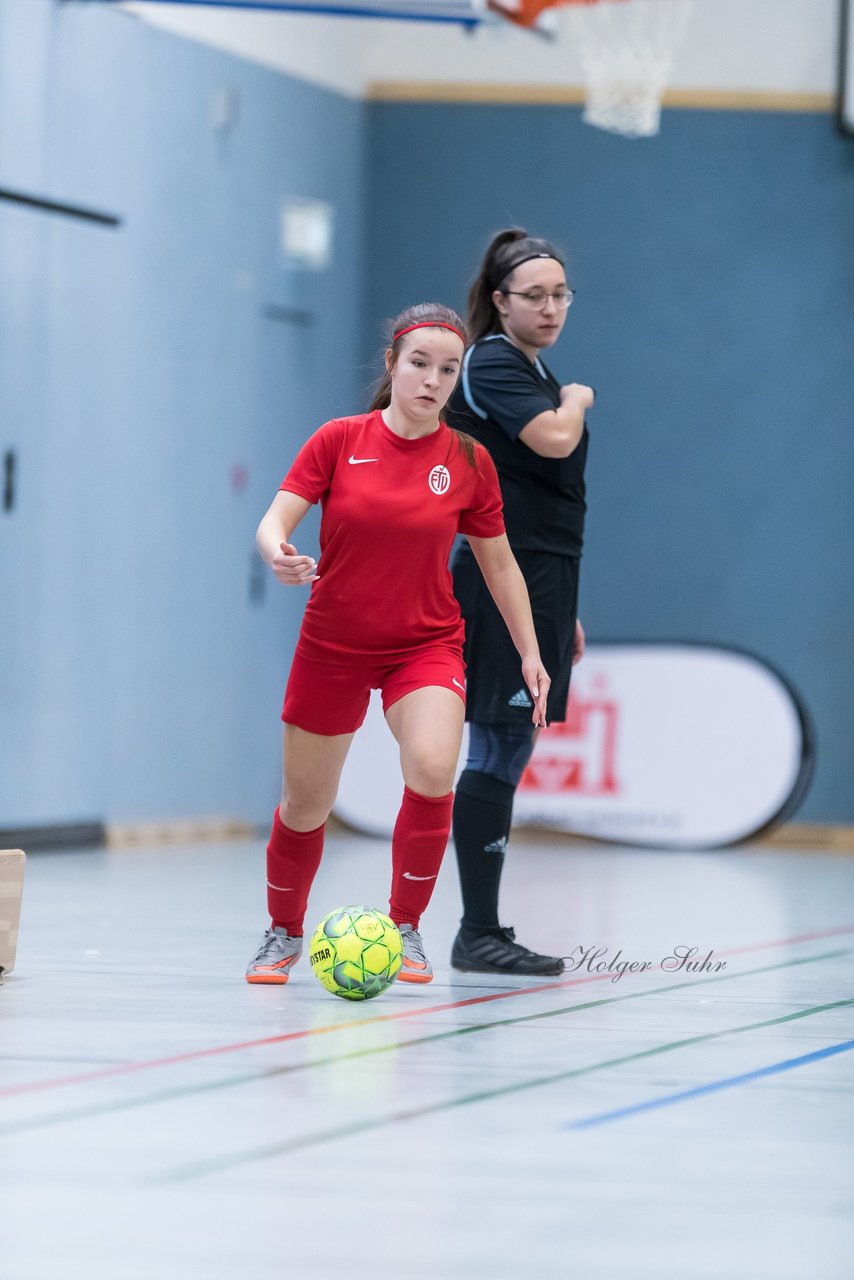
[280,410,505,661]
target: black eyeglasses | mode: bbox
[501,288,575,312]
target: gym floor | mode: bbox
[2,832,853,1279]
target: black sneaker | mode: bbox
[451,924,564,976]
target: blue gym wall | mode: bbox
[0,0,366,827]
[365,102,854,823]
[2,2,853,829]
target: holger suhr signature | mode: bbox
[565,945,726,983]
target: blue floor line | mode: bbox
[564,1036,854,1130]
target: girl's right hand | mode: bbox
[560,383,596,410]
[521,654,551,728]
[271,542,319,586]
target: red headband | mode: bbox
[392,321,466,344]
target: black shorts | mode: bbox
[452,542,580,726]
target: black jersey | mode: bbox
[446,334,588,556]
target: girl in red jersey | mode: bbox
[245,303,550,986]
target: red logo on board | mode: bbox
[520,678,620,796]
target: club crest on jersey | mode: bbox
[428,464,451,495]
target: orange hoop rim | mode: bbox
[486,0,686,32]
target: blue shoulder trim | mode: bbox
[461,344,489,420]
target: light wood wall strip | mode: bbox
[367,82,834,113]
[747,823,854,853]
[106,819,259,848]
[104,817,854,851]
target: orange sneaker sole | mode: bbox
[397,967,433,984]
[245,957,297,985]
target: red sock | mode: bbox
[388,787,453,930]
[266,808,325,935]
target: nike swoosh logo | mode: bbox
[266,882,293,891]
[452,678,466,691]
[402,872,437,881]
[348,455,379,465]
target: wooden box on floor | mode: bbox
[0,849,25,977]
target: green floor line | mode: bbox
[149,994,854,1183]
[3,947,848,1140]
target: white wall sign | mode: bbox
[333,644,812,849]
[280,198,334,269]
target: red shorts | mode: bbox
[282,645,467,736]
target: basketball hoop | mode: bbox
[569,0,693,138]
[489,0,693,138]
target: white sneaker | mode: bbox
[397,923,433,984]
[245,926,303,984]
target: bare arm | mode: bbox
[256,489,318,586]
[573,616,586,665]
[518,383,595,459]
[467,533,551,727]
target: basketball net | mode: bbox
[489,0,694,139]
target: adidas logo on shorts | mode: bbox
[507,688,533,708]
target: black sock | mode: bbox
[452,769,516,931]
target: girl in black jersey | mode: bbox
[446,229,595,975]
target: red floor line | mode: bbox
[0,970,620,1098]
[716,923,854,955]
[2,921,852,1101]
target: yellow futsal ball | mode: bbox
[309,906,403,1000]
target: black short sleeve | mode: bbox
[446,334,588,557]
[461,339,558,439]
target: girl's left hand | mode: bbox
[522,656,551,728]
[573,617,586,666]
